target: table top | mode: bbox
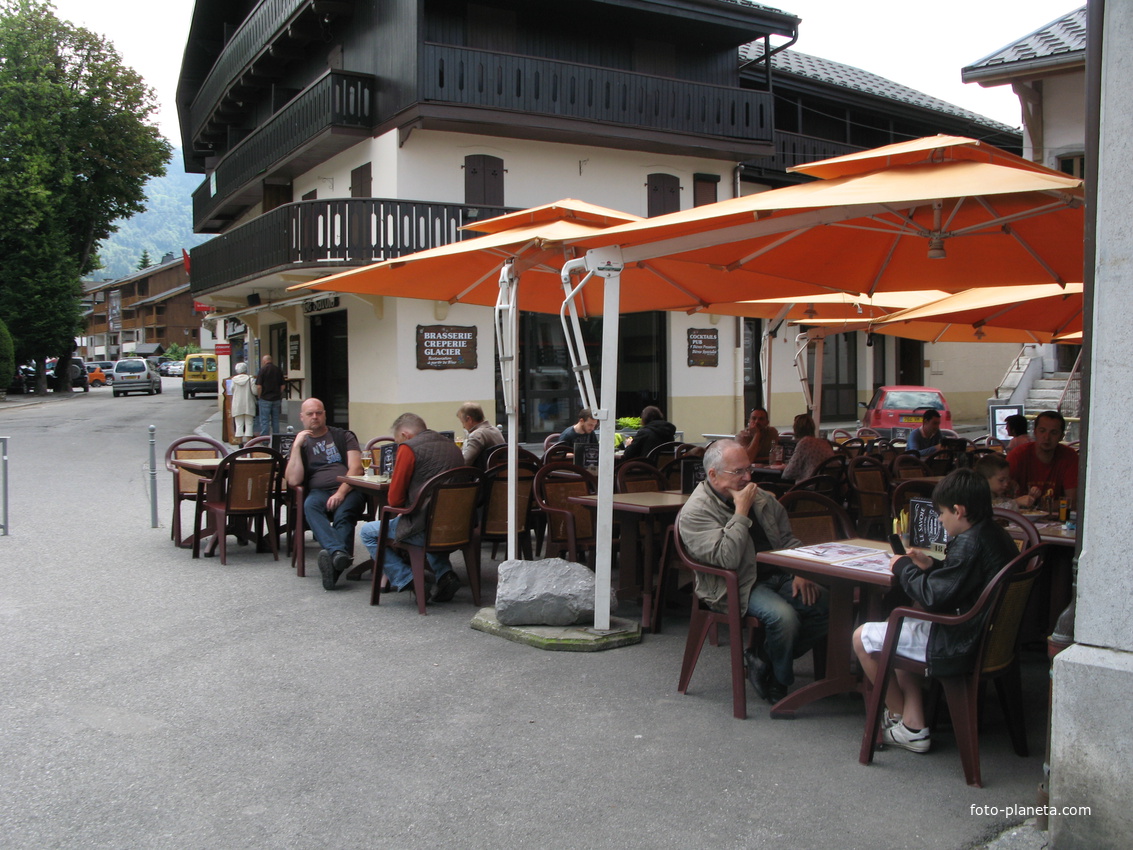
[758,538,895,588]
[567,490,689,513]
[170,457,224,474]
[338,473,390,493]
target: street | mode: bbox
[0,383,1048,849]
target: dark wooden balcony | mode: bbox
[416,43,774,157]
[190,198,513,296]
[748,131,863,176]
[193,72,376,232]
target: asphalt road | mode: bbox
[0,383,1047,849]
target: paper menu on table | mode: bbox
[789,542,893,573]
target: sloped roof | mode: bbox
[739,42,1016,133]
[963,7,1086,82]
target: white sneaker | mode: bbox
[882,710,902,731]
[883,721,931,754]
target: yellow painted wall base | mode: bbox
[669,395,742,443]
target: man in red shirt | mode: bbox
[359,413,465,602]
[1007,410,1079,509]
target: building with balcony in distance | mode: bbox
[81,253,204,361]
[177,0,1022,440]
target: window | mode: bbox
[693,173,719,207]
[465,155,504,206]
[1057,154,1085,179]
[647,173,681,217]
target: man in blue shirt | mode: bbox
[906,408,942,457]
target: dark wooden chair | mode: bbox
[615,460,666,493]
[859,544,1045,787]
[541,441,575,465]
[543,433,560,452]
[847,455,891,539]
[778,490,856,545]
[891,479,937,527]
[191,448,282,565]
[925,449,960,476]
[645,440,683,470]
[368,467,483,614]
[165,435,229,548]
[786,474,838,500]
[483,443,540,469]
[479,461,539,560]
[892,452,931,479]
[838,436,868,459]
[815,454,849,506]
[665,524,764,720]
[533,461,598,565]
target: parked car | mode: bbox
[112,358,163,396]
[8,364,35,394]
[159,360,179,376]
[858,385,952,440]
[89,361,115,383]
[182,352,218,399]
[86,364,109,387]
[56,357,89,392]
[166,360,184,377]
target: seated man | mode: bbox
[556,407,598,446]
[1008,409,1079,509]
[456,401,504,469]
[360,413,466,602]
[622,405,676,460]
[852,469,1019,753]
[678,439,829,704]
[285,398,366,591]
[736,407,779,464]
[906,408,942,457]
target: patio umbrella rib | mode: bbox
[634,261,711,310]
[725,227,811,272]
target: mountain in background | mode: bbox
[87,149,212,282]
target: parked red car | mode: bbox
[859,385,952,440]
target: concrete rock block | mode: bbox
[495,558,617,626]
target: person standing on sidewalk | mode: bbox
[285,398,365,590]
[229,363,258,446]
[254,355,285,436]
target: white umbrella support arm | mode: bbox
[561,248,624,631]
[559,272,599,413]
[494,260,521,561]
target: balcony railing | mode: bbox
[753,131,863,173]
[420,43,773,143]
[193,72,376,229]
[188,0,312,144]
[190,198,513,295]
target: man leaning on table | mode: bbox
[456,402,504,469]
[1007,409,1079,509]
[677,439,829,705]
[285,398,366,591]
[360,413,466,603]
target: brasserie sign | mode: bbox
[417,325,478,370]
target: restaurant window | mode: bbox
[465,154,504,207]
[647,173,681,217]
[807,331,858,420]
[693,173,719,207]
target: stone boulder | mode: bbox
[495,558,617,626]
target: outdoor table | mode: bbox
[337,473,390,580]
[749,463,786,481]
[567,490,688,633]
[1012,513,1077,637]
[756,537,895,719]
[170,456,224,549]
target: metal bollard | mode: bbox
[0,435,9,535]
[149,425,159,528]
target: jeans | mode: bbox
[257,398,281,436]
[746,571,829,687]
[360,515,453,591]
[303,488,365,556]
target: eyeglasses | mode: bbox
[717,466,754,477]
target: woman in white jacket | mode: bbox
[230,362,258,446]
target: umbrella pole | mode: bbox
[495,261,520,561]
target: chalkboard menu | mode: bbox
[271,432,296,459]
[908,498,949,551]
[577,443,600,474]
[379,443,397,476]
[680,457,707,494]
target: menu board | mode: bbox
[577,443,600,474]
[909,498,949,550]
[687,328,719,367]
[379,443,397,476]
[680,457,706,494]
[271,432,296,459]
[416,325,478,370]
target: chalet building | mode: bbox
[177,0,1021,439]
[81,254,203,361]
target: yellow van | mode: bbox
[182,352,218,399]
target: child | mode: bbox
[973,453,1035,510]
[852,469,1019,753]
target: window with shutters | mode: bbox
[465,154,504,206]
[647,173,681,217]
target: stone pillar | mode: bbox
[1049,1,1133,845]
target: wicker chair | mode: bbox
[191,447,283,564]
[778,490,856,545]
[533,462,598,565]
[165,435,229,548]
[847,455,891,539]
[479,461,539,560]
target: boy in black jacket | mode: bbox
[852,469,1018,753]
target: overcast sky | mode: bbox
[49,0,1080,145]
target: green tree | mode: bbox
[0,0,171,392]
[0,315,14,390]
[137,249,152,270]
